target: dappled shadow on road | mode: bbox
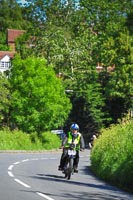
[27,165,133,200]
[57,191,128,200]
[81,164,95,175]
[80,165,107,183]
[27,163,133,200]
[30,172,119,192]
[21,189,132,200]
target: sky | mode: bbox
[17,0,27,5]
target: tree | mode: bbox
[79,0,133,124]
[16,0,133,135]
[9,56,72,133]
[0,32,9,50]
[0,0,32,50]
[0,73,10,126]
[0,0,29,32]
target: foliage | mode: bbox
[39,131,61,150]
[16,0,133,136]
[0,32,9,50]
[15,0,108,135]
[9,56,71,133]
[0,0,133,136]
[0,73,10,125]
[64,70,108,135]
[0,0,30,32]
[0,127,61,150]
[15,32,33,59]
[90,123,133,192]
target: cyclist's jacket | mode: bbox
[62,131,85,150]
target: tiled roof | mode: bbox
[0,51,15,59]
[7,29,25,42]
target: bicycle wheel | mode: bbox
[64,160,69,178]
[67,158,74,180]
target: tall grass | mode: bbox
[90,123,133,193]
[0,128,61,150]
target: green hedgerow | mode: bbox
[0,128,61,150]
[90,123,133,193]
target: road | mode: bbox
[0,149,132,200]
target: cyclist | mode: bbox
[58,123,85,173]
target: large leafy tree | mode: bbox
[64,72,107,136]
[9,56,71,133]
[79,0,133,123]
[16,0,133,135]
[16,0,106,134]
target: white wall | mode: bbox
[0,55,11,73]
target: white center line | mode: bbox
[31,158,39,161]
[8,165,14,170]
[50,157,57,160]
[37,192,55,200]
[8,156,59,200]
[14,179,31,188]
[14,161,20,165]
[22,159,29,162]
[8,171,14,177]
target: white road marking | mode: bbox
[50,157,57,160]
[14,161,20,165]
[8,155,88,199]
[37,192,55,200]
[22,159,29,162]
[31,158,39,160]
[7,156,58,199]
[8,171,14,177]
[8,165,14,170]
[14,178,31,188]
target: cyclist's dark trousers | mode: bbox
[59,149,79,169]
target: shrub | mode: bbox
[0,128,61,150]
[90,123,133,192]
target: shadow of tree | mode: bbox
[26,164,133,200]
[31,172,122,192]
[21,189,132,200]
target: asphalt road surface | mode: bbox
[0,149,133,200]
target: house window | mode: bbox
[0,61,10,69]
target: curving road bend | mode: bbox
[0,150,132,200]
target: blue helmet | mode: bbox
[70,123,79,131]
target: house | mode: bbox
[7,29,25,51]
[0,51,15,73]
[0,29,25,73]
